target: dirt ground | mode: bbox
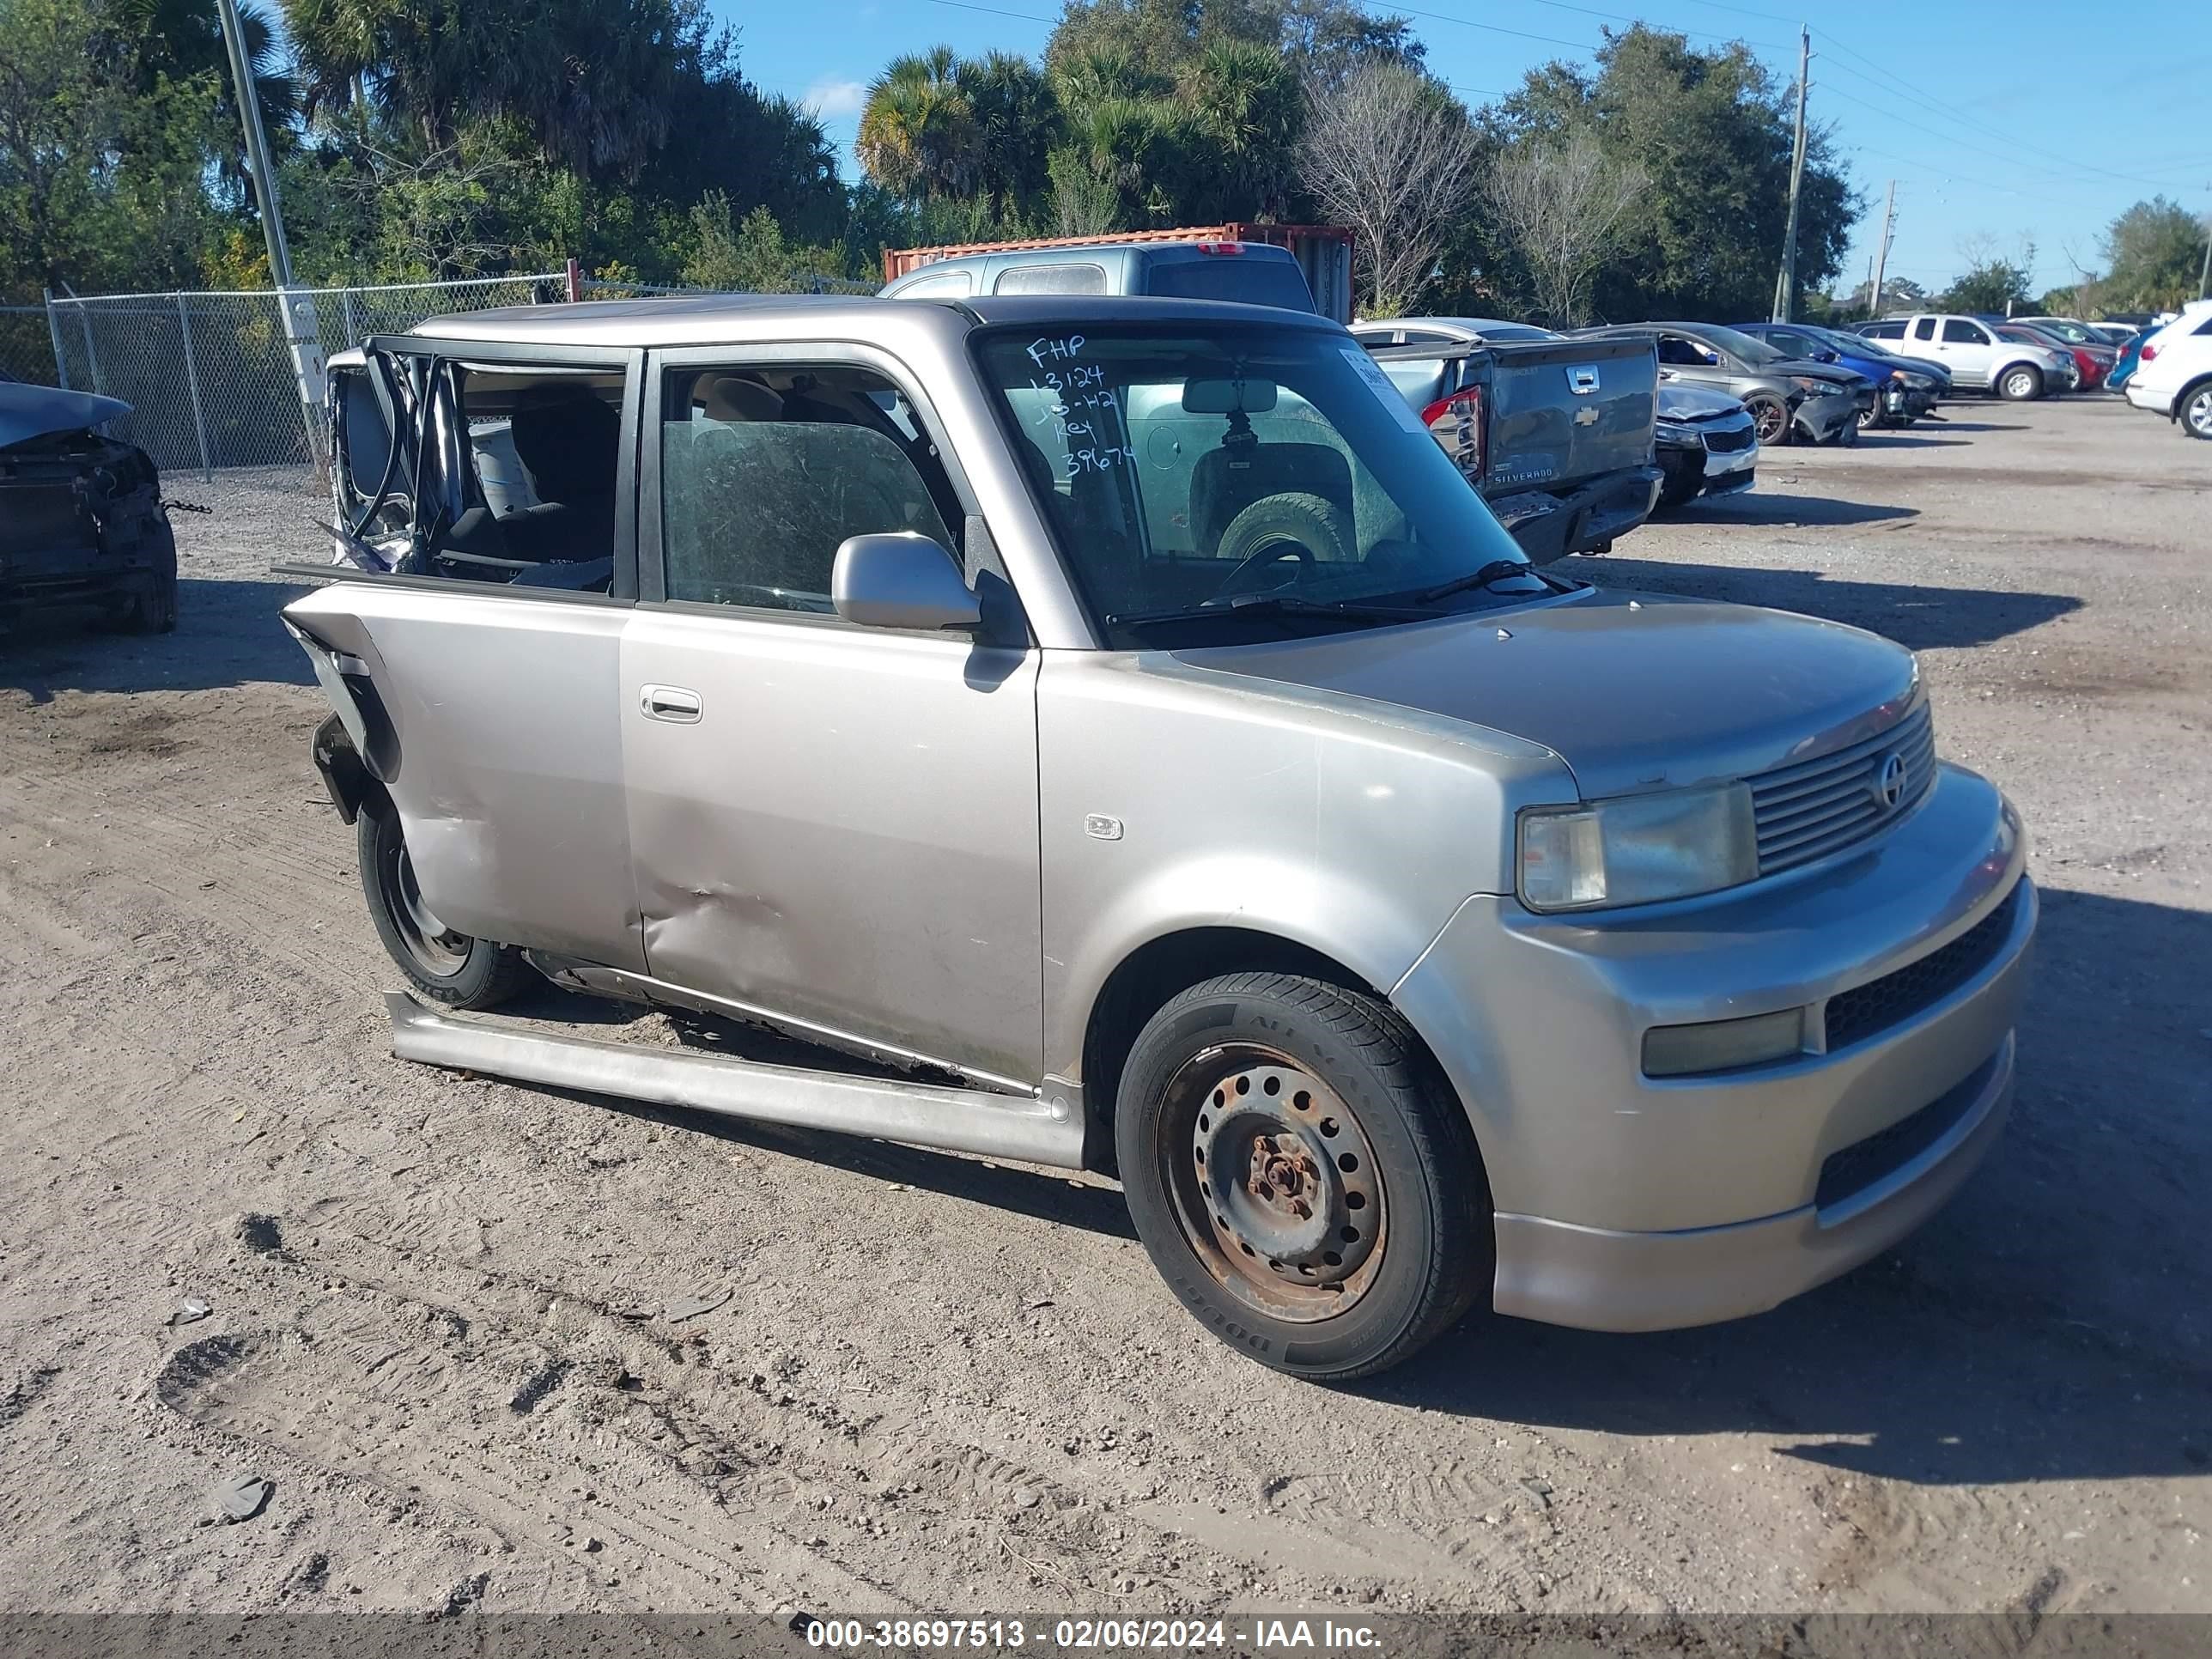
[1,396,2207,1623]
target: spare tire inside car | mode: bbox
[1218,491,1353,566]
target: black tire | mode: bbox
[2180,380,2212,441]
[112,520,178,635]
[1744,394,1791,447]
[357,795,528,1010]
[1218,492,1353,567]
[1115,972,1491,1382]
[1998,364,2043,402]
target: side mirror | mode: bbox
[1815,348,1840,363]
[831,532,981,631]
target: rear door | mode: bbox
[620,343,1044,1087]
[287,337,650,969]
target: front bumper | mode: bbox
[1395,762,2033,1332]
[1793,391,1860,442]
[1490,465,1663,564]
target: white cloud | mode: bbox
[805,78,867,121]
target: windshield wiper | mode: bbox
[1106,592,1437,629]
[1409,558,1556,605]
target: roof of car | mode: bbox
[404,292,1344,348]
[1347,316,1558,339]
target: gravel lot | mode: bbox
[0,398,2206,1623]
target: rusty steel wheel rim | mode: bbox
[1161,1042,1387,1323]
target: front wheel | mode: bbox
[1115,973,1491,1382]
[1745,394,1791,447]
[2180,382,2212,441]
[110,520,178,635]
[357,796,528,1009]
[1999,366,2044,402]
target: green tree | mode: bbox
[0,0,231,298]
[1481,26,1861,323]
[682,194,841,292]
[2079,197,2207,314]
[1941,256,2033,314]
[856,48,979,202]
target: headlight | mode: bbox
[1792,376,1844,398]
[1518,783,1759,912]
[1889,368,1908,381]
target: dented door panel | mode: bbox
[286,580,645,969]
[619,608,1043,1085]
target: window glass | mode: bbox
[975,324,1531,645]
[890,267,973,298]
[994,262,1109,295]
[1913,319,1937,340]
[659,365,958,614]
[1145,254,1316,312]
[1942,319,1984,344]
[1865,321,1906,339]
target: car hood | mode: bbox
[0,384,131,451]
[1656,382,1746,422]
[1178,587,1919,799]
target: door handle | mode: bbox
[640,684,702,723]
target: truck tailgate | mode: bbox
[1369,336,1657,495]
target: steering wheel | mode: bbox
[1208,539,1315,603]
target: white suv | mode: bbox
[2124,299,2212,440]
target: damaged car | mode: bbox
[0,377,177,635]
[1653,380,1759,508]
[283,295,2035,1382]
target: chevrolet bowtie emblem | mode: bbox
[1572,406,1601,426]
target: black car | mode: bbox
[0,381,176,635]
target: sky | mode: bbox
[724,0,2212,307]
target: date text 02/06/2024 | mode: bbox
[802,1617,1387,1651]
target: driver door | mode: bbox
[619,345,1045,1087]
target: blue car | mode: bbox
[1735,322,1944,428]
[2107,329,2149,392]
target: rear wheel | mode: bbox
[1745,394,1791,447]
[1999,365,2044,402]
[2180,382,2212,441]
[358,795,528,1009]
[1115,972,1491,1382]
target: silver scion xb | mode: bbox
[284,295,2034,1382]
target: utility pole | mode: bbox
[1771,23,1810,322]
[216,0,325,460]
[1868,180,1896,320]
[2199,191,2210,300]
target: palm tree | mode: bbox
[121,0,302,175]
[1182,40,1302,220]
[856,47,978,203]
[958,52,1057,204]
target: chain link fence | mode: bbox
[38,274,571,477]
[14,270,879,480]
[0,304,60,383]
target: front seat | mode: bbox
[501,384,621,564]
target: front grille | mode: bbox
[1703,423,1756,454]
[1747,700,1936,875]
[1814,1048,1999,1211]
[1822,883,2023,1053]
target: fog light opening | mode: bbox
[1642,1007,1808,1079]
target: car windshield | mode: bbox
[974,324,1539,644]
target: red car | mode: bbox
[1996,323,2112,390]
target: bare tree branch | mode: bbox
[1482,132,1645,327]
[1298,63,1480,318]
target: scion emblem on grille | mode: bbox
[1874,750,1907,811]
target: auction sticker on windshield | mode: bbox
[1340,344,1430,435]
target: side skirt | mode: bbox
[386,994,1086,1169]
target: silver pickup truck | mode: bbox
[1348,317,1662,562]
[286,293,2034,1382]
